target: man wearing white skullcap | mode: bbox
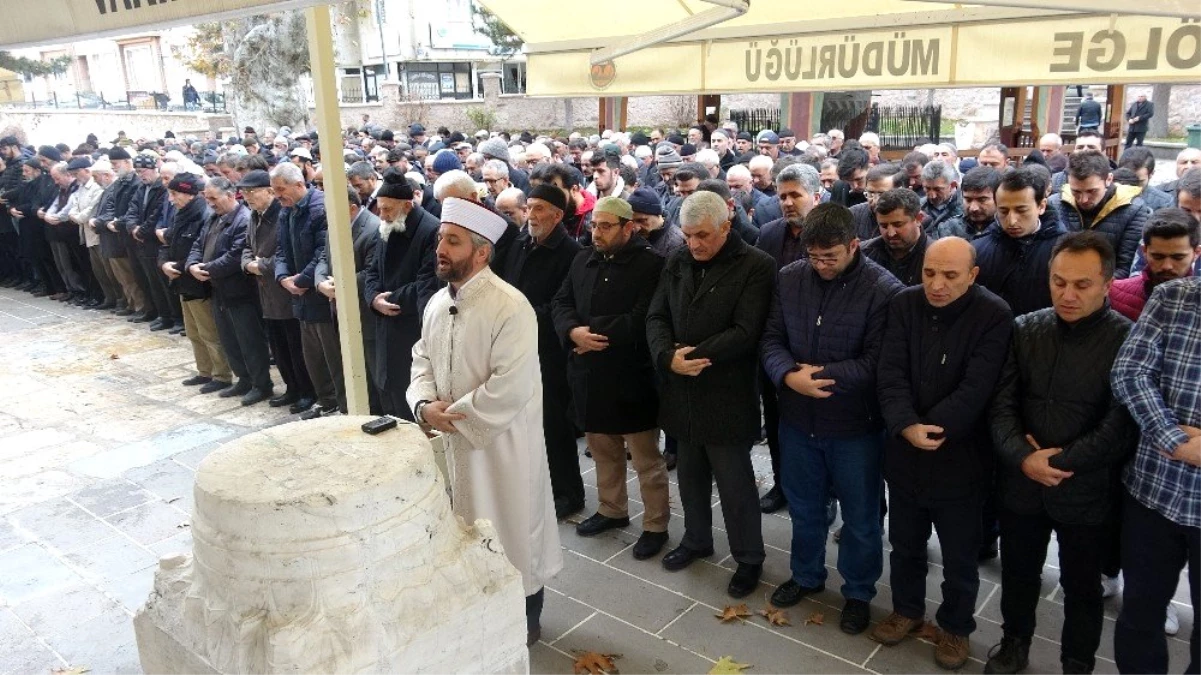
[407,196,562,647]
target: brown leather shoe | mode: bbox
[935,631,971,670]
[870,612,924,646]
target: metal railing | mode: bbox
[0,90,226,114]
[729,107,782,136]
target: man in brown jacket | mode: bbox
[239,170,315,413]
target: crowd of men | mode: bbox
[0,117,1196,674]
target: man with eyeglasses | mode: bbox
[553,196,670,560]
[761,202,903,634]
[482,159,511,202]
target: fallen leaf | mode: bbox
[176,521,190,529]
[715,603,752,623]
[572,651,620,675]
[804,611,824,626]
[108,353,119,360]
[166,497,181,504]
[52,667,90,675]
[709,656,752,674]
[758,606,791,626]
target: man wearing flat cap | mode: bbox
[500,182,586,520]
[362,168,440,418]
[408,197,562,649]
[552,196,671,560]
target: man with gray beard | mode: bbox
[362,168,441,418]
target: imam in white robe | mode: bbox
[407,266,563,595]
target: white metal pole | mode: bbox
[305,2,370,416]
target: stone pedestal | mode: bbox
[134,416,528,674]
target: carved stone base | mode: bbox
[135,417,528,674]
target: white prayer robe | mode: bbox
[407,266,563,595]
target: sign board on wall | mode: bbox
[527,14,1201,96]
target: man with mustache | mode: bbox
[407,197,562,648]
[1109,209,1199,322]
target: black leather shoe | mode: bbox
[240,387,272,406]
[770,579,825,608]
[299,404,328,420]
[840,598,872,635]
[96,302,116,311]
[983,635,1030,674]
[269,391,300,408]
[289,396,316,414]
[181,375,211,387]
[149,319,173,331]
[131,312,157,323]
[199,380,231,394]
[632,531,669,560]
[555,496,585,520]
[759,485,787,513]
[114,308,135,317]
[663,450,678,471]
[978,538,999,562]
[727,563,762,598]
[220,380,252,398]
[168,324,185,335]
[661,544,714,571]
[576,512,630,537]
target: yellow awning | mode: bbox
[478,0,1201,96]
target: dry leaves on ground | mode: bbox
[804,611,824,626]
[758,606,791,626]
[715,603,753,623]
[572,651,620,675]
[709,656,752,674]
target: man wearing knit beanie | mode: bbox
[555,195,672,559]
[429,149,461,180]
[501,179,586,520]
[628,187,684,258]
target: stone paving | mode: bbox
[0,285,1193,675]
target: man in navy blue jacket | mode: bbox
[760,202,903,635]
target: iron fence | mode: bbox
[866,104,941,149]
[729,107,781,136]
[0,90,225,114]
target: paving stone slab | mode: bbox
[104,500,189,546]
[553,611,715,674]
[548,550,694,634]
[0,543,84,604]
[69,478,155,517]
[8,498,118,553]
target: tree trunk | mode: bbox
[1149,83,1171,139]
[226,12,312,132]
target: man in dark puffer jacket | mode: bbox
[1050,150,1150,279]
[760,202,903,635]
[984,232,1136,675]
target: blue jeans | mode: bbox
[780,422,883,602]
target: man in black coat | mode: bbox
[362,169,440,418]
[158,174,230,391]
[760,202,903,634]
[121,154,173,328]
[501,183,585,519]
[0,137,26,286]
[646,190,774,599]
[984,232,1136,675]
[1124,93,1153,148]
[187,177,273,406]
[315,187,382,413]
[754,162,822,514]
[91,149,145,316]
[861,188,929,287]
[873,237,1013,669]
[553,196,669,559]
[973,167,1067,316]
[9,158,61,297]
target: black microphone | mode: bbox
[449,306,458,315]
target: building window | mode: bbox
[341,67,364,104]
[502,61,525,95]
[399,62,473,100]
[364,64,386,102]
